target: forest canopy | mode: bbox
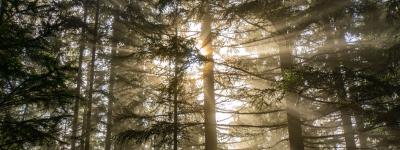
[0,0,400,150]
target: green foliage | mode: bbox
[281,70,304,91]
[0,0,77,149]
[115,122,174,146]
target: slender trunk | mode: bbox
[335,63,356,150]
[356,114,367,148]
[104,10,118,150]
[104,48,115,150]
[326,19,357,149]
[173,35,179,150]
[84,0,100,149]
[71,2,87,149]
[335,57,356,150]
[340,108,356,149]
[80,105,87,150]
[337,77,356,149]
[330,24,356,150]
[269,2,304,148]
[278,35,304,150]
[201,1,217,149]
[0,0,4,24]
[0,0,7,25]
[172,5,179,149]
[104,38,115,150]
[173,58,179,150]
[333,50,357,150]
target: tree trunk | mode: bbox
[173,36,179,150]
[340,108,356,149]
[278,35,304,150]
[0,0,5,23]
[173,57,179,150]
[173,5,180,150]
[326,18,357,150]
[336,76,356,149]
[84,0,100,149]
[201,0,217,149]
[71,2,87,149]
[104,52,115,150]
[356,114,367,149]
[104,6,119,150]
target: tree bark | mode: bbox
[173,56,179,150]
[278,35,305,150]
[0,0,5,24]
[356,114,367,149]
[326,18,357,150]
[201,0,217,149]
[104,4,120,149]
[84,0,100,149]
[340,108,356,150]
[173,4,180,150]
[71,2,87,149]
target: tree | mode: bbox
[83,0,100,149]
[0,0,78,149]
[200,0,218,149]
[71,1,88,149]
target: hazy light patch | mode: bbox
[187,22,205,56]
[345,32,361,44]
[217,99,244,124]
[188,22,202,33]
[218,47,259,59]
[152,58,170,69]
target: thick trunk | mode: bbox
[201,1,217,149]
[71,2,87,149]
[84,0,100,149]
[278,35,304,150]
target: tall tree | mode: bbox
[0,0,78,149]
[103,2,124,149]
[278,31,305,150]
[269,1,306,149]
[71,1,88,149]
[84,0,100,149]
[323,2,356,148]
[200,0,218,149]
